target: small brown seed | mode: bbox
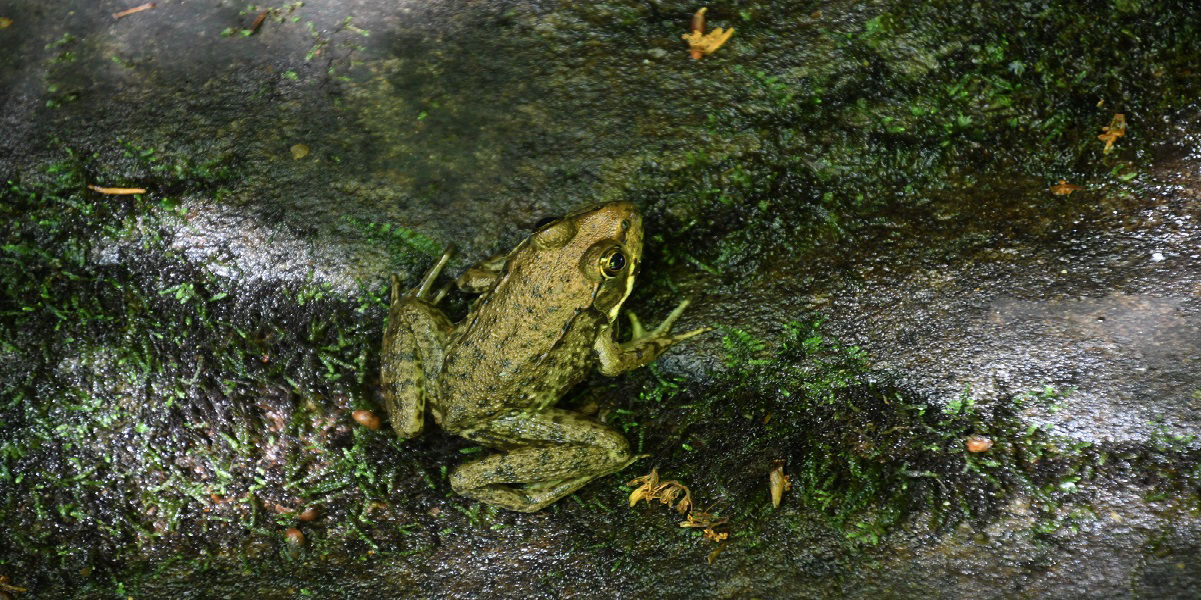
[352,410,381,430]
[966,436,994,453]
[297,506,319,522]
[284,527,305,547]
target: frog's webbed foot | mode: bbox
[449,410,639,512]
[596,299,711,376]
[409,244,456,304]
[626,299,710,345]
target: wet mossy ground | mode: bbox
[3,0,1201,597]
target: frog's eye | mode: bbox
[599,247,627,278]
[534,215,560,230]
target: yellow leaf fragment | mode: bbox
[1049,180,1082,196]
[769,460,791,508]
[1097,113,1125,154]
[113,2,155,20]
[87,184,147,195]
[965,435,994,452]
[629,468,731,564]
[627,468,692,512]
[682,27,734,58]
[706,542,726,564]
[682,7,733,59]
[629,485,648,507]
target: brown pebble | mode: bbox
[352,410,381,430]
[966,436,994,453]
[284,527,305,546]
[298,506,319,522]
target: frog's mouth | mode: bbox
[606,264,637,322]
[608,208,642,322]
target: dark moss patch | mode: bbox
[608,317,1201,558]
[610,321,1086,542]
[0,147,447,595]
[626,0,1201,290]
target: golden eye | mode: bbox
[599,247,627,278]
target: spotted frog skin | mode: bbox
[380,202,707,512]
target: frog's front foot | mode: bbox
[625,299,710,347]
[595,299,710,376]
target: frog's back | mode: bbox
[433,201,642,433]
[437,262,607,431]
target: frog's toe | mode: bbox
[655,298,692,333]
[626,312,647,340]
[414,245,455,300]
[670,325,712,343]
[628,299,694,343]
[390,274,403,303]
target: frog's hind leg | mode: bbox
[449,410,637,512]
[381,250,455,439]
[411,244,456,303]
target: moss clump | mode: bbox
[0,146,443,594]
[614,319,1101,546]
[618,316,1201,555]
[625,1,1201,288]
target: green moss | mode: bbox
[0,146,437,589]
[615,312,1201,562]
[616,319,1107,548]
[628,0,1201,288]
[343,215,444,277]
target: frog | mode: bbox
[380,201,708,512]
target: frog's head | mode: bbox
[528,202,643,321]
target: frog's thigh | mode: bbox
[450,410,634,512]
[381,297,452,438]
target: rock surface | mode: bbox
[2,1,1199,598]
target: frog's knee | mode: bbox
[595,428,631,467]
[447,463,478,495]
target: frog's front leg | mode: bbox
[595,299,710,376]
[380,248,455,438]
[455,251,507,293]
[449,409,637,512]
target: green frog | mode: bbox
[380,202,707,512]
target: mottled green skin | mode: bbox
[381,202,706,512]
